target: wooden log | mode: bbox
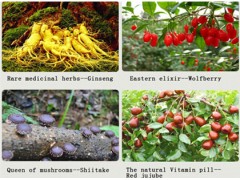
[2,123,118,161]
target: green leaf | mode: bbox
[215,138,226,145]
[146,132,159,145]
[47,104,55,112]
[193,136,209,143]
[127,139,134,146]
[217,57,225,64]
[226,116,238,126]
[182,111,191,118]
[183,50,191,54]
[184,125,192,134]
[195,36,205,51]
[219,46,231,53]
[146,136,159,145]
[142,2,157,17]
[179,134,191,144]
[126,2,131,7]
[198,124,211,133]
[140,129,147,138]
[209,148,217,158]
[151,115,157,121]
[144,145,156,156]
[167,22,177,30]
[158,127,169,133]
[122,7,134,14]
[132,152,145,162]
[170,3,180,13]
[153,151,164,161]
[162,135,178,143]
[148,122,163,129]
[222,150,231,160]
[158,27,168,42]
[200,149,209,157]
[154,11,165,16]
[157,2,178,13]
[167,149,181,161]
[100,125,119,137]
[186,2,209,6]
[212,3,226,10]
[187,58,195,67]
[178,141,187,153]
[123,16,140,24]
[134,129,142,138]
[124,156,133,162]
[226,141,233,151]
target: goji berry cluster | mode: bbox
[164,9,238,47]
[131,25,159,47]
[143,31,159,47]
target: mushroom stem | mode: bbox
[2,124,118,161]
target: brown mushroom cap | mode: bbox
[39,114,55,126]
[50,146,63,158]
[82,129,92,138]
[16,124,32,135]
[112,146,119,155]
[7,114,26,124]
[111,138,119,146]
[105,130,115,138]
[90,126,101,134]
[2,150,14,161]
[63,143,77,154]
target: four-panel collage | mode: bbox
[1,0,240,171]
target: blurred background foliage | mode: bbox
[2,90,119,136]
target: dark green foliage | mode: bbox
[3,25,29,47]
[29,7,58,23]
[80,8,114,39]
[59,9,77,28]
[101,90,119,115]
[3,2,30,22]
[29,7,77,28]
[103,4,119,19]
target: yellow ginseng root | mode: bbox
[10,21,118,71]
[78,33,109,57]
[72,38,90,54]
[79,22,88,34]
[17,33,41,58]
